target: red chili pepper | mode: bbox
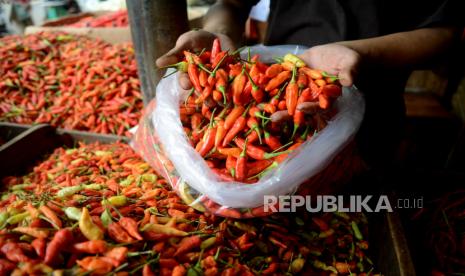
[318,94,330,109]
[265,64,283,78]
[264,131,282,151]
[222,106,248,147]
[174,235,201,257]
[119,217,143,240]
[108,222,135,243]
[185,52,203,93]
[297,71,308,89]
[45,228,73,266]
[73,240,107,254]
[321,84,342,98]
[246,159,274,177]
[198,110,217,156]
[31,238,46,259]
[285,66,299,115]
[265,70,291,91]
[224,106,244,130]
[210,38,221,64]
[234,138,289,160]
[232,68,247,106]
[235,139,248,181]
[226,155,237,178]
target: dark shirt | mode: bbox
[244,0,463,166]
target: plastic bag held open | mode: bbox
[132,45,365,217]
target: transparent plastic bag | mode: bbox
[132,45,365,218]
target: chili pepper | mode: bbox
[39,205,62,228]
[283,53,306,67]
[174,235,201,257]
[57,185,83,198]
[265,64,283,78]
[232,68,247,106]
[222,107,248,147]
[79,207,104,241]
[105,246,128,266]
[210,38,221,64]
[141,223,188,237]
[31,238,46,259]
[235,138,248,181]
[351,221,364,240]
[13,227,49,239]
[217,147,241,158]
[198,110,217,157]
[6,212,28,225]
[263,131,282,151]
[119,217,143,240]
[318,93,330,109]
[285,66,299,115]
[1,242,31,263]
[292,110,305,138]
[234,138,289,160]
[244,68,264,103]
[321,84,342,98]
[288,258,306,273]
[300,67,323,80]
[73,240,107,254]
[105,195,127,207]
[64,207,82,221]
[199,70,208,88]
[246,117,262,144]
[76,256,114,274]
[226,155,237,178]
[45,228,73,266]
[215,69,228,104]
[224,106,244,130]
[265,70,291,91]
[108,222,135,243]
[185,53,202,93]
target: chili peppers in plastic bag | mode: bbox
[132,42,366,218]
[0,142,378,275]
[0,32,142,136]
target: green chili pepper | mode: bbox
[82,183,103,190]
[6,211,28,225]
[57,185,83,198]
[100,208,113,227]
[79,207,104,240]
[351,221,363,240]
[141,173,157,183]
[200,237,216,250]
[0,212,9,229]
[119,176,134,187]
[64,207,82,221]
[11,183,31,191]
[104,195,127,207]
[290,258,306,273]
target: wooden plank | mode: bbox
[24,26,131,44]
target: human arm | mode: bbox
[297,27,460,87]
[155,0,255,89]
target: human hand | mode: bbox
[298,43,361,87]
[155,30,235,90]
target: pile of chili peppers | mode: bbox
[68,10,129,28]
[411,190,465,275]
[173,39,343,182]
[0,142,378,275]
[0,32,142,136]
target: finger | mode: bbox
[338,69,354,87]
[270,110,292,123]
[178,72,192,90]
[297,102,320,115]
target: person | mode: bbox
[156,0,464,169]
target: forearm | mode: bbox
[203,0,252,46]
[338,27,459,69]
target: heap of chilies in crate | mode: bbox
[0,32,142,136]
[0,142,378,275]
[174,39,343,182]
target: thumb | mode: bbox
[337,68,355,87]
[156,47,183,68]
